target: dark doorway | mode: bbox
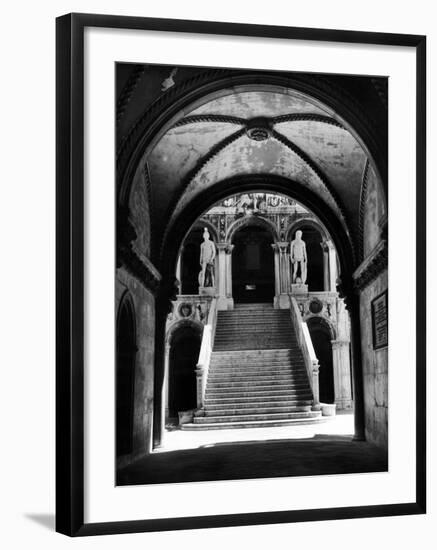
[232,224,274,303]
[292,226,324,291]
[168,325,201,420]
[307,317,335,404]
[116,294,137,458]
[180,228,203,294]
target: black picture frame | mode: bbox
[56,12,426,537]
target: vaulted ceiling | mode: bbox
[146,88,369,246]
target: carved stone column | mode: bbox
[311,359,321,411]
[279,242,290,292]
[272,243,281,308]
[321,241,330,291]
[225,244,234,309]
[273,242,291,308]
[161,342,171,440]
[195,364,204,409]
[216,243,228,310]
[175,248,183,294]
[331,339,353,410]
[327,240,337,292]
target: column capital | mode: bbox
[331,339,350,349]
[225,244,234,254]
[216,242,228,251]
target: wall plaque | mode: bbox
[371,290,388,349]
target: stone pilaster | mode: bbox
[216,243,229,310]
[225,244,234,309]
[321,241,330,291]
[331,339,353,410]
[327,240,337,292]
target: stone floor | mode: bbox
[117,413,388,486]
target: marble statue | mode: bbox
[290,230,307,284]
[199,228,216,287]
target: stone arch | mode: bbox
[286,217,330,243]
[165,318,203,345]
[305,313,337,340]
[151,173,364,445]
[227,214,279,244]
[191,218,219,244]
[160,174,355,299]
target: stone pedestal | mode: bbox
[199,286,216,296]
[274,294,290,309]
[291,283,308,294]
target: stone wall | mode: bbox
[116,267,156,465]
[359,270,388,450]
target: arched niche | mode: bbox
[307,316,335,404]
[231,220,275,304]
[116,291,137,458]
[167,321,202,421]
[227,213,279,244]
[178,220,219,294]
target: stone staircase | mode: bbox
[182,303,322,430]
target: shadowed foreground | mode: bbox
[117,435,388,486]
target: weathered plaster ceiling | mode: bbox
[146,89,368,244]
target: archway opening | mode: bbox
[232,224,274,303]
[116,294,137,458]
[307,317,335,404]
[168,325,201,421]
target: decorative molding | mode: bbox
[272,113,344,128]
[117,207,161,294]
[358,158,370,262]
[353,239,388,291]
[371,77,388,110]
[171,112,345,132]
[116,65,145,126]
[118,246,162,295]
[172,114,245,127]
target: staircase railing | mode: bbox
[195,297,218,410]
[289,295,320,410]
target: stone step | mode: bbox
[181,416,325,430]
[210,367,306,376]
[206,387,313,397]
[214,348,288,351]
[208,372,308,384]
[205,396,313,406]
[193,411,321,424]
[206,381,310,391]
[213,342,297,349]
[212,349,295,356]
[210,355,305,368]
[215,327,294,334]
[216,321,291,326]
[210,367,305,374]
[202,405,312,416]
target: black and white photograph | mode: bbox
[115,63,389,486]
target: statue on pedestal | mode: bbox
[290,230,307,284]
[199,228,216,287]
